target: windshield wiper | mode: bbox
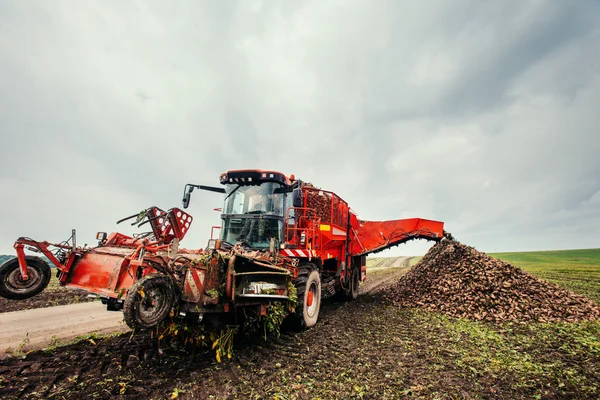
[224,185,241,201]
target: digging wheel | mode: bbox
[0,256,51,300]
[293,264,322,330]
[123,273,176,330]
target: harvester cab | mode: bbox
[183,170,296,252]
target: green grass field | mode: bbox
[490,248,600,303]
[409,255,422,266]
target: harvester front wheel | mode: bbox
[123,273,176,330]
[0,256,51,300]
[292,267,322,330]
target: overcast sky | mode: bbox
[1,0,599,258]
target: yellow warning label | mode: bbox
[320,224,331,231]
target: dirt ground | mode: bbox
[1,263,598,399]
[0,276,94,314]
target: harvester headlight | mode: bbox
[96,232,107,241]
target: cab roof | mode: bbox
[220,169,294,186]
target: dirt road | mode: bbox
[0,302,129,357]
[361,256,412,294]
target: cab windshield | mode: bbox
[220,182,286,249]
[222,182,284,216]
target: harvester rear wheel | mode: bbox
[349,266,360,300]
[292,265,321,330]
[0,256,51,300]
[336,266,360,301]
[123,273,176,330]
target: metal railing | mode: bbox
[284,207,321,250]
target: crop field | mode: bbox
[491,248,600,303]
[409,256,422,266]
[365,257,392,269]
[0,248,599,399]
[365,256,411,271]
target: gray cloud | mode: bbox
[1,0,599,257]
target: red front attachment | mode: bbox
[145,207,193,243]
[6,206,197,301]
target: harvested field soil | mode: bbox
[387,238,600,323]
[0,275,94,314]
[2,264,599,399]
[2,256,600,399]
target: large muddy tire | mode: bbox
[336,265,360,302]
[0,256,51,300]
[123,273,176,330]
[292,266,322,330]
[351,267,360,300]
[341,266,360,301]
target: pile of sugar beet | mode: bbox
[387,237,600,323]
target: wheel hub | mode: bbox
[6,268,40,291]
[306,281,318,318]
[139,287,168,323]
[307,291,314,307]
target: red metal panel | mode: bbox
[64,248,132,294]
[350,218,444,256]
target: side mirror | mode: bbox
[182,184,226,209]
[182,185,195,209]
[292,188,303,208]
[96,232,107,246]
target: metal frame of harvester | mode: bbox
[0,169,445,332]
